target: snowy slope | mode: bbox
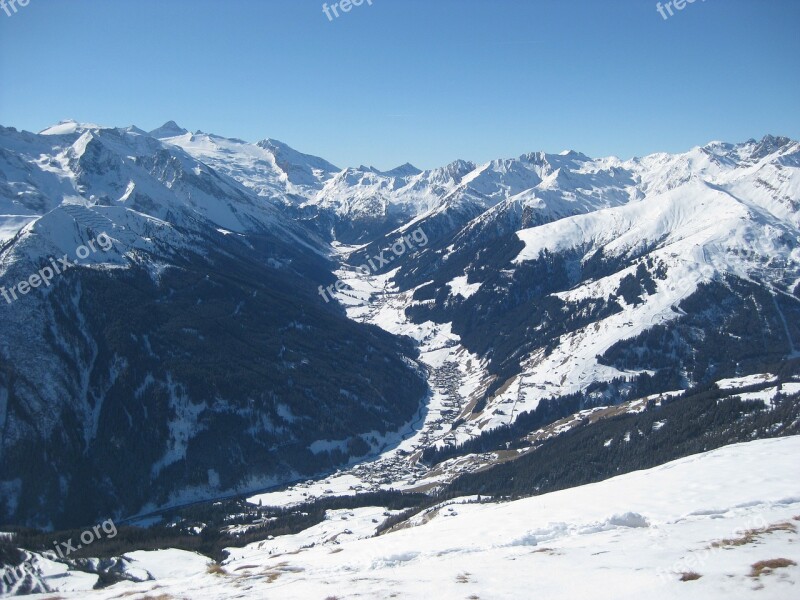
[487,179,797,417]
[1,120,321,243]
[153,123,340,200]
[22,435,800,599]
[386,135,800,433]
[482,144,800,423]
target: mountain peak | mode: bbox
[257,138,293,153]
[257,138,340,174]
[441,159,477,180]
[149,121,189,139]
[39,120,103,136]
[385,162,422,177]
[750,134,794,159]
[557,149,590,160]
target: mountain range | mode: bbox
[1,120,798,529]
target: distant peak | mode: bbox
[520,151,548,164]
[149,121,189,139]
[558,149,588,158]
[749,134,795,161]
[257,138,291,151]
[761,133,790,144]
[758,134,793,149]
[444,159,477,175]
[257,138,340,173]
[40,120,103,136]
[385,162,422,177]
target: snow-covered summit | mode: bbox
[39,119,105,136]
[148,120,189,138]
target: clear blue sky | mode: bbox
[1,0,798,170]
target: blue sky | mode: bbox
[1,0,798,170]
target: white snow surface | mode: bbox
[32,436,800,599]
[717,374,779,390]
[447,274,482,299]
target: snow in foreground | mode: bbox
[28,436,800,599]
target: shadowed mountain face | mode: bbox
[0,124,427,528]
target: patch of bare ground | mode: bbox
[420,508,443,525]
[110,586,165,598]
[710,521,797,548]
[749,558,797,578]
[531,547,562,556]
[261,560,305,584]
[206,563,228,576]
[679,571,702,581]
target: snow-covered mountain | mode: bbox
[0,122,427,528]
[393,135,800,434]
[1,120,798,535]
[155,123,640,246]
[151,123,340,201]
